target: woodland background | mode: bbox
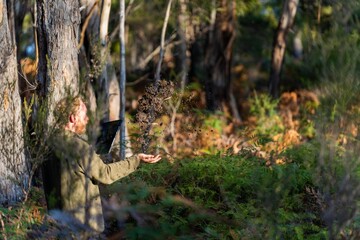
[1,0,360,239]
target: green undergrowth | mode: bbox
[3,138,360,239]
[0,188,46,239]
[103,148,329,239]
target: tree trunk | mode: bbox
[99,0,111,121]
[79,0,109,118]
[169,0,188,151]
[0,0,28,204]
[36,0,80,126]
[154,0,173,85]
[5,0,15,44]
[36,0,80,213]
[119,0,126,159]
[204,0,236,112]
[269,0,299,98]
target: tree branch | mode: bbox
[154,0,173,84]
[77,1,99,50]
[136,33,177,70]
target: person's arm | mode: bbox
[76,140,141,184]
[74,136,161,184]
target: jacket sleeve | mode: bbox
[74,136,141,185]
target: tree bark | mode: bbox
[269,0,299,98]
[99,0,111,121]
[0,0,28,204]
[5,0,15,44]
[169,0,188,151]
[79,0,109,118]
[36,0,80,126]
[204,0,236,112]
[119,0,126,159]
[78,0,99,114]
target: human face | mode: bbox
[74,100,89,134]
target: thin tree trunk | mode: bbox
[269,0,299,98]
[36,0,80,126]
[99,0,111,121]
[204,0,236,112]
[119,0,126,159]
[204,0,217,111]
[169,0,187,151]
[317,0,322,24]
[5,0,15,44]
[100,0,111,47]
[154,0,173,85]
[0,0,28,203]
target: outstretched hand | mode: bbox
[138,153,161,163]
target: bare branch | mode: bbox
[136,33,178,70]
[154,0,173,84]
[126,73,149,87]
[77,1,99,50]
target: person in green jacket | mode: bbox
[42,96,161,233]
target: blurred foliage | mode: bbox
[0,188,45,239]
[99,152,330,239]
[249,92,284,136]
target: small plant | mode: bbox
[249,92,284,137]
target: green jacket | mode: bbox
[43,131,140,232]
